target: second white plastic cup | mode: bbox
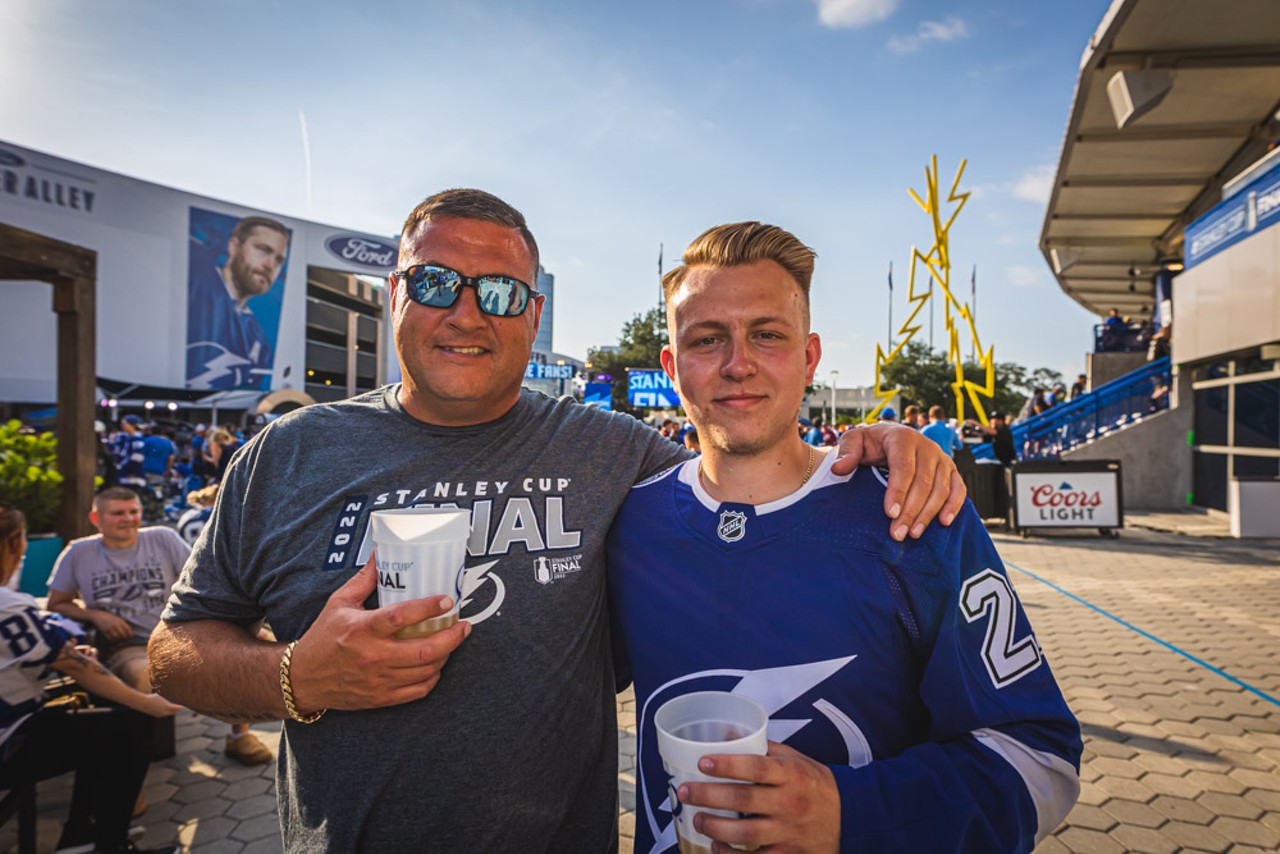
[655,691,768,854]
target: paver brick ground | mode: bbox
[3,526,1276,853]
[995,528,1280,853]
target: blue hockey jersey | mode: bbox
[0,588,79,748]
[607,452,1081,853]
[185,257,274,391]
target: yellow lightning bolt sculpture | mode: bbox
[867,156,995,425]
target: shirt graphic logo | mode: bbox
[533,554,583,585]
[717,510,747,543]
[460,560,504,625]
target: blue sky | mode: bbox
[1,0,1112,387]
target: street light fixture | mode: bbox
[829,370,839,425]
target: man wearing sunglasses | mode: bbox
[150,189,966,852]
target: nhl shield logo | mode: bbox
[717,510,747,543]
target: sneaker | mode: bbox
[55,824,144,853]
[224,731,273,766]
[54,830,94,854]
[56,844,95,854]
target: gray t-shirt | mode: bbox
[49,526,189,644]
[163,386,687,852]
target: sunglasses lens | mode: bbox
[406,267,461,308]
[476,279,527,316]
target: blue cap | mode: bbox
[123,414,142,425]
[880,407,896,420]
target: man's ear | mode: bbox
[804,332,822,384]
[388,274,404,314]
[660,345,677,383]
[528,293,544,339]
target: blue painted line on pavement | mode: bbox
[1005,560,1280,709]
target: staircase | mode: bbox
[974,357,1171,461]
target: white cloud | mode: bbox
[1012,163,1055,204]
[1006,265,1046,288]
[814,0,899,29]
[888,16,969,53]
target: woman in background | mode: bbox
[0,503,181,854]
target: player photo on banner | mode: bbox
[185,207,292,390]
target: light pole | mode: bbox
[829,370,839,425]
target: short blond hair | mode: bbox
[662,222,816,322]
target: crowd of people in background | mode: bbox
[95,419,254,525]
[0,413,283,851]
[1098,306,1172,361]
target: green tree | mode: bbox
[586,306,669,415]
[880,341,1063,423]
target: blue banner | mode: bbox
[1186,159,1280,269]
[627,368,680,408]
[525,362,576,380]
[583,382,613,410]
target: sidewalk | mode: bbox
[6,524,1278,853]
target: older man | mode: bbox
[150,189,964,851]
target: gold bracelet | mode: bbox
[279,640,326,724]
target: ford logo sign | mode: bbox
[0,149,26,168]
[324,234,399,270]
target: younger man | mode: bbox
[608,222,1080,853]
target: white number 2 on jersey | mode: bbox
[959,569,1043,688]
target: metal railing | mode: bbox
[973,357,1171,461]
[1093,322,1150,353]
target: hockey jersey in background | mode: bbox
[0,588,79,748]
[607,453,1081,853]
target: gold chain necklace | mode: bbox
[699,444,817,495]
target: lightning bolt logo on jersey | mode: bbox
[607,454,1082,853]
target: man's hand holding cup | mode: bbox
[287,543,471,715]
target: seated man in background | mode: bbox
[1,502,181,854]
[608,221,1081,853]
[47,487,273,767]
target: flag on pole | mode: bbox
[657,243,665,310]
[887,262,894,351]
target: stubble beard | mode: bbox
[696,412,795,459]
[229,253,270,299]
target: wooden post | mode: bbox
[0,224,98,541]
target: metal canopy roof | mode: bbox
[1039,0,1280,318]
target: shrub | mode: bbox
[0,419,63,534]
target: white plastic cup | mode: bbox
[655,692,768,854]
[369,508,470,639]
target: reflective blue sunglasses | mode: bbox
[392,264,538,317]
